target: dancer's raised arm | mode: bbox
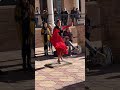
[62,22,73,30]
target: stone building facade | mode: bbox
[86,0,120,63]
[35,0,85,52]
[0,5,20,52]
[35,0,84,13]
[0,0,85,52]
[98,0,120,63]
[35,0,85,26]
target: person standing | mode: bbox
[75,8,81,24]
[70,7,76,25]
[61,8,69,25]
[41,22,49,56]
[47,24,53,52]
[35,7,40,27]
[21,0,33,71]
[54,8,59,23]
[41,10,48,23]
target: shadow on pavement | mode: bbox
[57,81,85,90]
[0,58,21,63]
[35,55,56,61]
[0,63,24,69]
[35,53,85,61]
[86,64,120,76]
[106,75,120,79]
[0,69,34,90]
[35,67,45,71]
[0,62,35,69]
[0,57,35,90]
[0,69,34,83]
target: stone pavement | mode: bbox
[86,64,120,90]
[0,50,35,90]
[35,47,85,90]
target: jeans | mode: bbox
[35,18,38,27]
[44,34,48,55]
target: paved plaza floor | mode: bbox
[35,47,85,90]
[1,47,119,90]
[0,50,35,90]
[86,64,120,90]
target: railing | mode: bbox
[35,13,85,28]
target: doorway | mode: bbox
[53,0,62,13]
[40,0,47,11]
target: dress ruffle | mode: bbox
[50,28,68,55]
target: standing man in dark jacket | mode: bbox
[21,0,33,71]
[75,8,81,24]
[41,22,49,56]
[61,8,69,25]
[42,9,48,23]
[54,8,59,23]
[70,7,76,25]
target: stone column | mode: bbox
[80,0,85,25]
[77,25,85,53]
[74,0,80,9]
[47,0,55,27]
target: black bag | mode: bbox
[53,51,58,57]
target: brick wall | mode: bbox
[35,29,44,48]
[35,26,79,48]
[86,2,102,41]
[0,6,21,52]
[77,25,85,52]
[63,0,74,13]
[97,0,120,63]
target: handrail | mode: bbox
[35,13,85,16]
[35,13,85,28]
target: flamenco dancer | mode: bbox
[50,19,72,64]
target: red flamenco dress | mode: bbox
[50,28,68,55]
